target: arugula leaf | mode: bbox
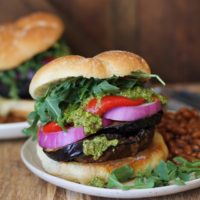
[177,172,190,182]
[173,156,188,164]
[154,160,169,181]
[106,157,200,190]
[107,169,155,190]
[24,71,166,138]
[131,71,166,86]
[35,99,50,123]
[107,174,124,189]
[174,178,186,185]
[45,96,62,120]
[111,165,134,182]
[92,80,119,96]
[166,160,177,171]
[23,111,39,139]
[174,157,200,168]
[130,177,155,189]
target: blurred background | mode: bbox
[1,0,200,83]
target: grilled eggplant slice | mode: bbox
[44,128,154,163]
[43,112,162,163]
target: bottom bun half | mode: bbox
[37,132,168,184]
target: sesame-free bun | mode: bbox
[0,12,64,71]
[30,51,151,98]
[37,132,168,184]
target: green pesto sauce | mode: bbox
[119,86,167,104]
[83,135,119,160]
[63,86,167,135]
[64,106,102,135]
[88,177,106,188]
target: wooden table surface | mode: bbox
[1,84,200,200]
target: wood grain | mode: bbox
[0,0,200,82]
[0,135,200,200]
[0,85,200,200]
[48,0,200,83]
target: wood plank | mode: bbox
[0,0,200,82]
[138,0,200,83]
[1,139,200,200]
[1,82,200,200]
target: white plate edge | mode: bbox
[0,121,28,139]
[20,138,200,199]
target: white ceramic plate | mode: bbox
[0,122,28,139]
[21,138,200,199]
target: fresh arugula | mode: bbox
[106,157,200,190]
[0,41,70,99]
[23,111,39,140]
[23,72,165,138]
[131,71,166,86]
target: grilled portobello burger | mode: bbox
[24,50,168,185]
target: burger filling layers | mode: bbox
[24,71,167,163]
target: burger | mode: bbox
[0,12,70,122]
[24,50,168,185]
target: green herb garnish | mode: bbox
[131,71,166,86]
[106,157,200,190]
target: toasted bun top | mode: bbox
[30,50,151,99]
[0,12,64,71]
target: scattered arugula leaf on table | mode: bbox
[106,157,200,190]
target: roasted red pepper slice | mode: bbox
[43,122,62,133]
[86,96,145,116]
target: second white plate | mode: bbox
[0,122,28,139]
[21,138,200,199]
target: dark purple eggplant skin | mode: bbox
[44,128,154,163]
[97,111,163,135]
[74,128,154,163]
[43,111,162,163]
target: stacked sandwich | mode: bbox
[25,50,168,184]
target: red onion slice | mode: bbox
[38,126,86,149]
[102,118,112,127]
[103,101,162,122]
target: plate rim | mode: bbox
[21,138,200,199]
[0,121,28,139]
[0,121,28,128]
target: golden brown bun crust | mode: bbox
[30,51,151,98]
[37,132,168,184]
[0,12,64,71]
[0,98,34,118]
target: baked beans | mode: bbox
[0,113,26,123]
[157,108,200,161]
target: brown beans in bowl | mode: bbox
[156,108,200,161]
